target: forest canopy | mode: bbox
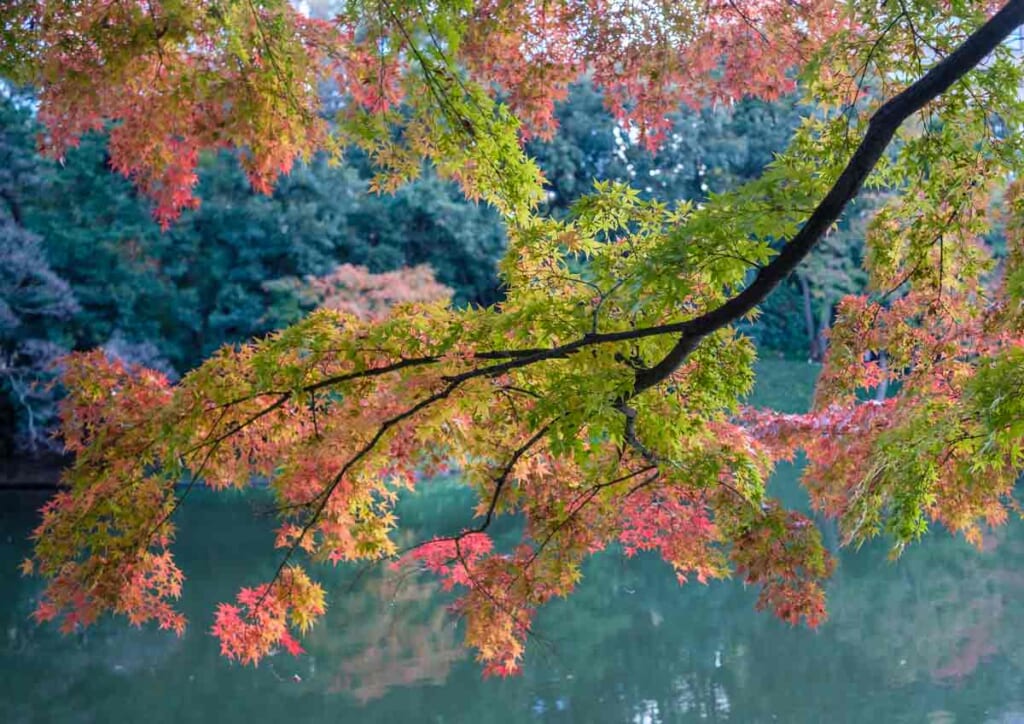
[7,0,1024,676]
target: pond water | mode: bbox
[4,362,1024,723]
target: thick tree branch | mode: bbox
[633,0,1024,394]
[297,0,1023,397]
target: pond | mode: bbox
[3,361,1024,723]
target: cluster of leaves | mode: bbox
[212,566,326,664]
[28,175,841,672]
[1,0,847,224]
[19,0,1024,682]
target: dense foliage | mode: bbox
[1,80,827,451]
[7,0,1024,678]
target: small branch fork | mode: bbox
[386,462,660,642]
[475,424,552,533]
[616,401,753,508]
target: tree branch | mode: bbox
[633,0,1024,394]
[187,2,1024,618]
[474,423,552,532]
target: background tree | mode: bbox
[528,83,803,216]
[0,93,78,453]
[0,224,77,454]
[26,138,507,373]
[0,92,509,450]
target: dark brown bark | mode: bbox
[632,0,1024,394]
[798,274,823,362]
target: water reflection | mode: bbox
[4,479,1024,723]
[319,550,466,701]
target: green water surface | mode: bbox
[3,362,1024,723]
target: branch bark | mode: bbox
[632,0,1024,394]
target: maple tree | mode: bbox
[276,262,453,321]
[13,0,1024,678]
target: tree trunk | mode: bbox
[816,293,831,361]
[875,350,889,401]
[798,274,823,362]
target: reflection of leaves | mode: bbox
[309,531,466,703]
[827,527,1024,686]
[332,576,464,703]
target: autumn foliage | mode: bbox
[306,264,453,321]
[3,0,844,225]
[15,0,1024,677]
